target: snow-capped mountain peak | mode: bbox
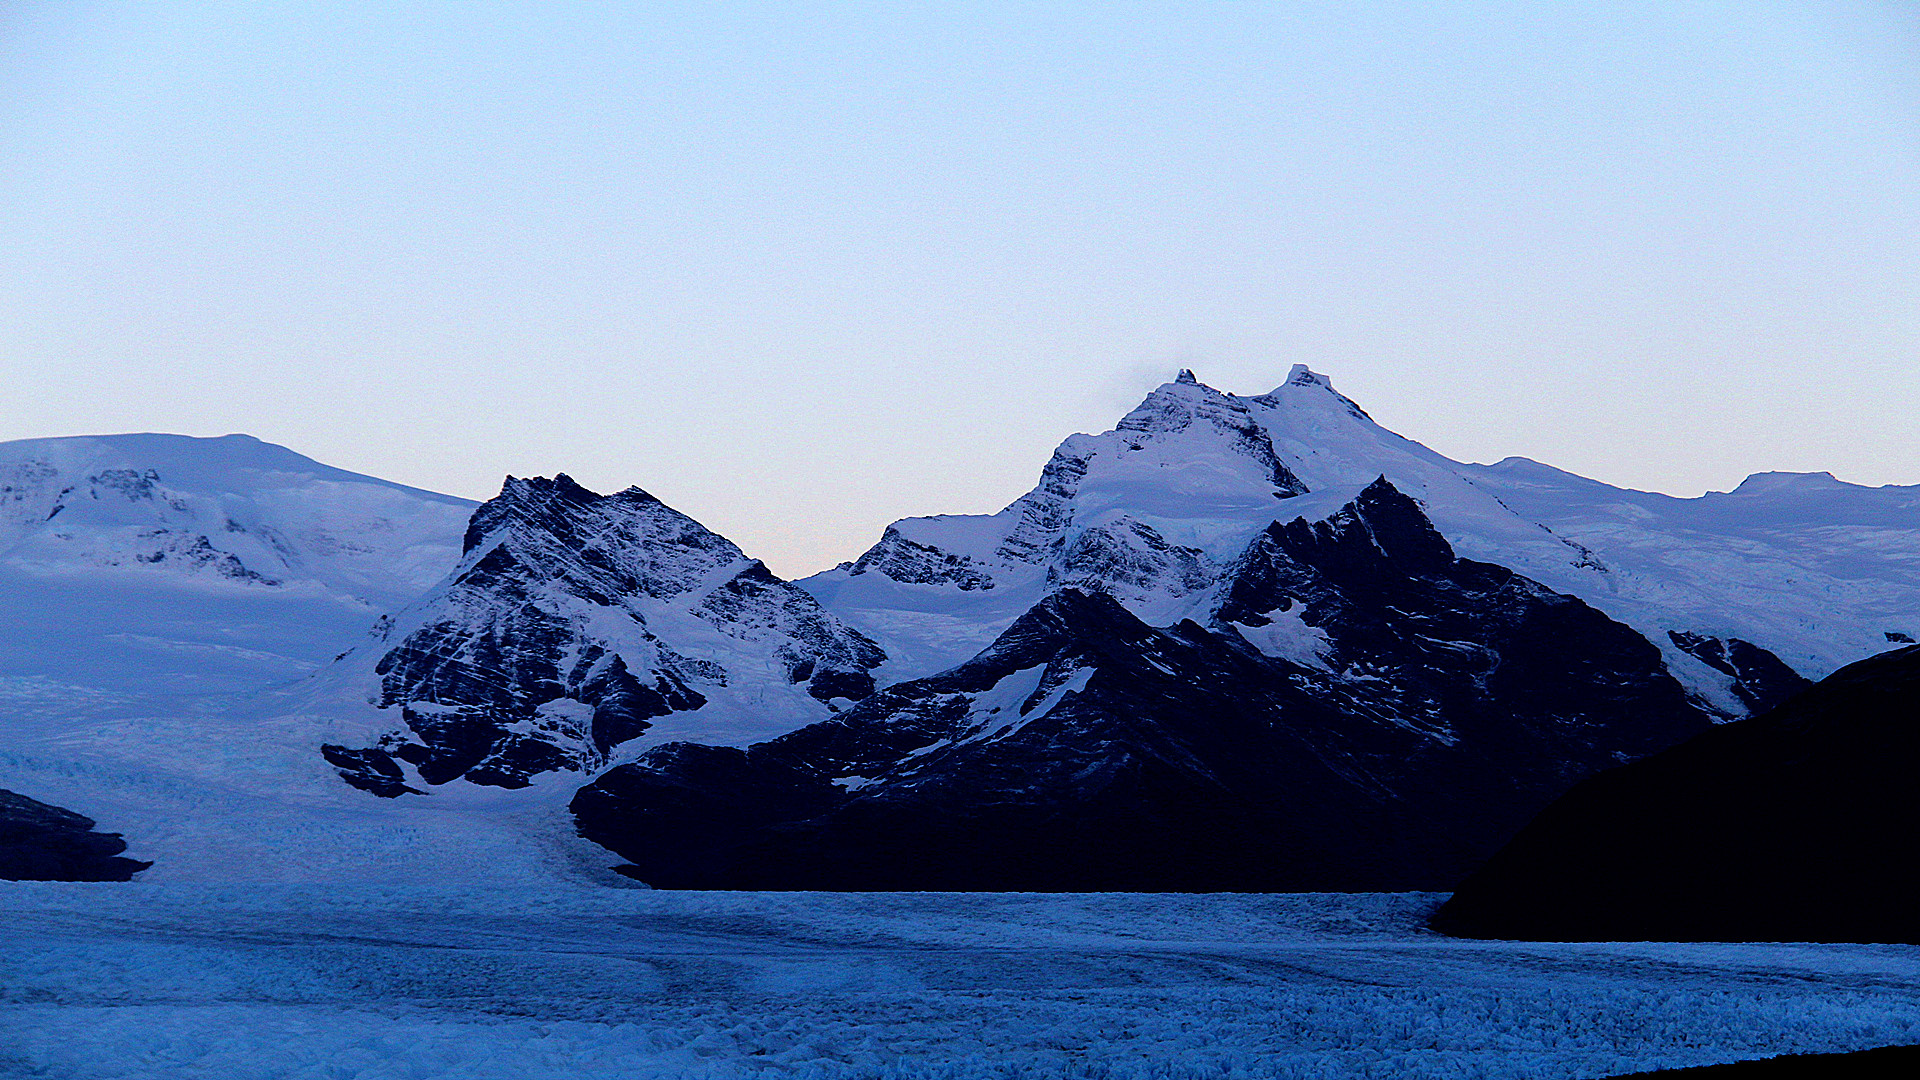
[805,367,1920,715]
[458,473,751,601]
[316,474,887,793]
[805,373,1325,679]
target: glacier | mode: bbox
[7,884,1920,1079]
[8,395,1920,1076]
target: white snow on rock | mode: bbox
[1230,604,1334,669]
[804,374,1313,682]
[807,367,1920,707]
[302,474,886,782]
[0,433,472,605]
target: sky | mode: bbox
[2,2,1916,578]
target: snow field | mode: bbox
[5,888,1919,1079]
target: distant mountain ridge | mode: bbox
[0,432,473,604]
[7,370,1920,887]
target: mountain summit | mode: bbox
[808,370,1920,707]
[318,474,885,793]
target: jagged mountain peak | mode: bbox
[457,474,752,603]
[1286,364,1330,389]
[1312,475,1456,570]
[1115,370,1284,446]
[1174,367,1199,385]
[319,473,887,793]
[1252,365,1373,423]
[805,373,1317,679]
[805,369,1474,682]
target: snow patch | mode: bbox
[1231,605,1333,669]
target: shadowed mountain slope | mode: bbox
[1434,645,1920,942]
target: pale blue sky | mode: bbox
[3,2,1916,575]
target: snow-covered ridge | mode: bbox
[0,432,476,702]
[807,367,1920,702]
[0,432,474,604]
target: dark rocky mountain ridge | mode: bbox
[321,474,886,793]
[1433,643,1920,942]
[572,480,1717,890]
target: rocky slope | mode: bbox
[318,475,886,791]
[573,480,1713,890]
[1433,643,1920,943]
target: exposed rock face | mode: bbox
[573,480,1713,891]
[1216,480,1708,763]
[845,526,996,591]
[0,790,150,881]
[322,475,886,791]
[1432,644,1920,943]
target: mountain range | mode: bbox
[5,370,1919,889]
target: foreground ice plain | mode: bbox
[6,888,1919,1080]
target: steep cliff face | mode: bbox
[321,475,885,792]
[573,481,1713,891]
[1664,631,1812,715]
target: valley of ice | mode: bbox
[9,886,1920,1080]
